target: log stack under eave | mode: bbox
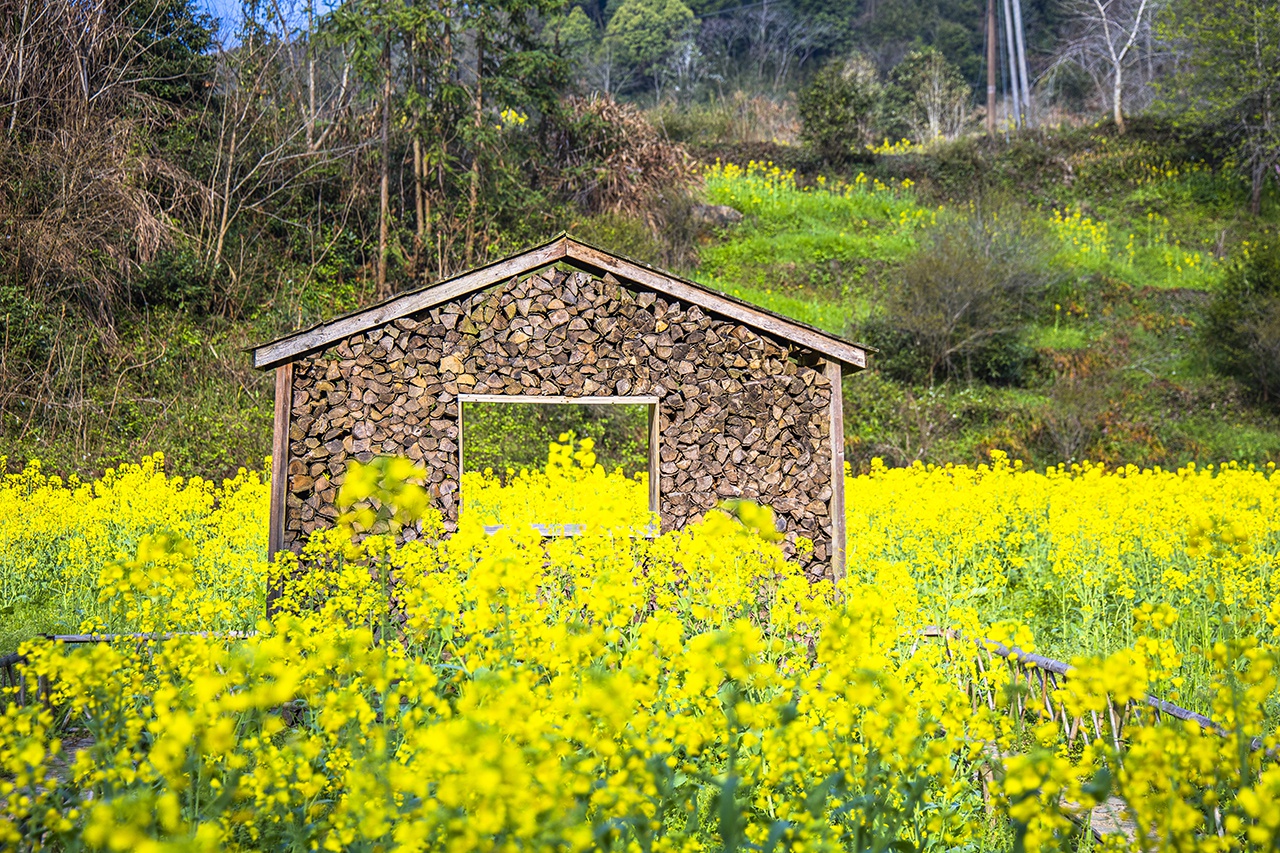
[284,267,836,580]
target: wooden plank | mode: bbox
[648,402,660,515]
[266,362,293,614]
[565,239,868,370]
[458,393,660,406]
[825,359,846,583]
[253,237,568,369]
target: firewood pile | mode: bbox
[285,267,837,579]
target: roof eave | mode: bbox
[250,233,870,372]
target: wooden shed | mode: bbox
[251,234,869,581]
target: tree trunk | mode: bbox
[212,128,238,281]
[8,0,31,133]
[1011,0,1033,128]
[1113,62,1125,134]
[1251,160,1265,216]
[409,37,424,278]
[306,0,316,150]
[377,36,391,300]
[413,136,425,274]
[986,0,997,137]
[1001,0,1022,129]
[464,32,484,268]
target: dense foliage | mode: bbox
[1202,241,1280,407]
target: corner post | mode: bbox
[648,401,661,520]
[824,359,846,584]
[267,362,293,612]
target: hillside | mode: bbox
[4,124,1279,478]
[688,127,1280,470]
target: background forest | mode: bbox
[2,0,1279,476]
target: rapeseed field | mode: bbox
[1,447,1279,850]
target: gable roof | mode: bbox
[251,234,870,371]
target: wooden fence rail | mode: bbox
[0,632,257,712]
[920,626,1262,754]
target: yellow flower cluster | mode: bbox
[0,454,267,636]
[460,434,653,531]
[846,452,1280,707]
[865,137,916,155]
[497,107,529,129]
[1050,207,1111,256]
[2,462,1001,851]
[703,159,919,212]
[3,450,1280,850]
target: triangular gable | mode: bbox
[251,234,869,371]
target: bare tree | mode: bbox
[914,54,970,141]
[1010,0,1034,126]
[740,3,824,95]
[199,1,365,312]
[1053,0,1161,132]
[583,40,634,98]
[664,37,702,104]
[690,3,824,98]
[889,49,971,143]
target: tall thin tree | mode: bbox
[377,33,391,298]
[986,0,997,136]
[1002,0,1022,128]
[1011,0,1034,127]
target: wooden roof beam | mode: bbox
[250,234,870,371]
[252,236,568,369]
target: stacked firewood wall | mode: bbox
[285,267,836,578]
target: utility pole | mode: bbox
[1011,0,1033,128]
[986,0,997,136]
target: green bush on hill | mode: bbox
[1202,240,1280,407]
[859,211,1053,386]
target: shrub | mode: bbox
[861,212,1052,385]
[1038,376,1112,463]
[546,94,694,222]
[797,54,880,164]
[1202,240,1280,407]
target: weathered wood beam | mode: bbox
[825,359,846,583]
[253,237,568,369]
[266,362,293,613]
[648,402,661,515]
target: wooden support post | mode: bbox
[457,398,465,514]
[648,401,661,519]
[267,362,293,614]
[825,359,846,584]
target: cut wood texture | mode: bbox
[280,266,843,580]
